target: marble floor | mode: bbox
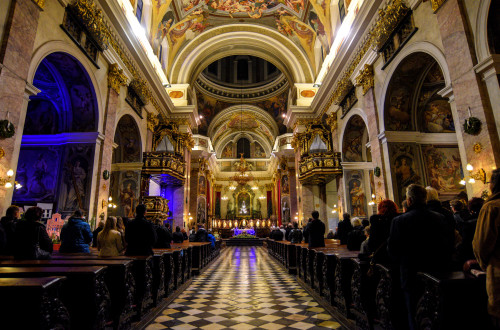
[145,246,347,330]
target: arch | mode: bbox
[237,137,251,158]
[113,114,143,163]
[28,41,104,132]
[339,108,370,151]
[475,0,492,61]
[170,25,314,84]
[340,113,370,162]
[216,131,272,158]
[378,42,452,133]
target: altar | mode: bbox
[233,228,256,236]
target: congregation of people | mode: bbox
[267,175,500,329]
[0,203,217,260]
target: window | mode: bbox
[136,0,144,22]
[237,138,251,158]
[339,0,346,23]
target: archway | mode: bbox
[13,52,99,218]
[110,115,143,218]
[382,52,463,205]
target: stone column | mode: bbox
[92,64,127,222]
[0,0,41,214]
[436,0,500,195]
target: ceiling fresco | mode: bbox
[196,89,289,135]
[151,0,333,74]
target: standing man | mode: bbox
[388,184,450,330]
[308,211,325,248]
[125,204,157,255]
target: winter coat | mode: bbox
[154,224,172,248]
[13,220,53,259]
[125,217,157,256]
[173,231,184,243]
[308,219,325,248]
[289,229,303,244]
[59,217,92,253]
[0,216,17,255]
[97,229,124,257]
[347,225,365,251]
[473,193,500,318]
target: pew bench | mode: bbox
[0,277,70,330]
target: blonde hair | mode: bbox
[425,186,439,202]
[101,216,117,240]
[351,217,361,227]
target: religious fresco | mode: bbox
[384,53,436,131]
[281,174,289,195]
[344,170,367,218]
[342,115,367,162]
[196,89,288,135]
[227,112,259,129]
[149,0,331,78]
[24,99,59,135]
[221,143,233,158]
[13,147,62,203]
[113,115,142,163]
[281,195,291,223]
[389,143,422,205]
[199,175,207,195]
[197,196,207,223]
[58,144,95,213]
[422,145,463,195]
[253,142,266,158]
[119,178,138,218]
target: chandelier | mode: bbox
[230,154,254,186]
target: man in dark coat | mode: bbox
[125,204,157,256]
[388,184,452,330]
[308,211,325,248]
[303,218,312,244]
[154,220,172,248]
[0,205,20,255]
[92,221,104,248]
[334,213,353,245]
[194,223,208,242]
[270,227,284,241]
[172,226,184,243]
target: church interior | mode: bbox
[0,0,499,329]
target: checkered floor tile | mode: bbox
[145,246,346,329]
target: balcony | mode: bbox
[142,152,186,183]
[298,152,342,185]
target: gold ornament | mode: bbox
[32,0,45,9]
[70,0,109,49]
[107,64,127,94]
[473,143,482,154]
[355,64,374,95]
[147,113,159,132]
[429,0,447,12]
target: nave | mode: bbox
[145,247,345,330]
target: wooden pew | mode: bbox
[0,266,109,330]
[0,277,70,330]
[333,251,359,318]
[373,264,407,330]
[172,242,212,275]
[415,271,490,330]
[52,254,154,318]
[0,259,135,329]
[349,258,377,330]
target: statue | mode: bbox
[256,199,261,211]
[282,201,290,223]
[241,200,248,214]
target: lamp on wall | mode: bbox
[0,169,22,189]
[368,194,376,206]
[460,163,487,185]
[331,204,338,214]
[221,196,228,201]
[107,196,117,209]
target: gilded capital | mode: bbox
[147,113,159,132]
[107,64,127,94]
[355,64,374,95]
[325,113,338,132]
[32,0,45,9]
[430,0,447,12]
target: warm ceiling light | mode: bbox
[466,164,473,171]
[6,169,14,177]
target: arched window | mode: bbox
[136,0,144,22]
[237,138,251,158]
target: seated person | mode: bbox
[207,230,216,249]
[195,224,208,242]
[60,209,92,253]
[154,220,172,249]
[359,226,371,255]
[347,217,365,251]
[14,207,53,259]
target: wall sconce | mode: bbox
[107,196,117,209]
[1,169,22,189]
[258,195,266,200]
[368,194,377,206]
[460,164,487,185]
[221,196,228,201]
[331,204,338,214]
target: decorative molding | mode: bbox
[355,64,374,95]
[69,0,109,50]
[147,113,159,132]
[325,113,338,132]
[370,0,411,51]
[429,0,447,12]
[32,0,45,9]
[107,64,127,94]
